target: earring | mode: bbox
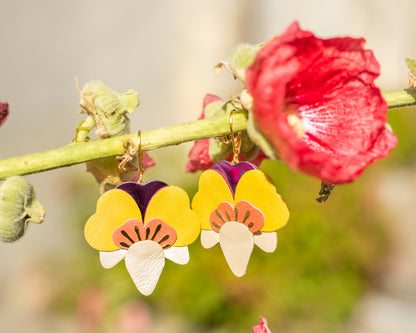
[84,131,200,295]
[192,111,290,277]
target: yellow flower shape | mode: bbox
[192,161,289,277]
[84,181,200,295]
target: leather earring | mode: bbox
[192,111,290,277]
[84,131,200,295]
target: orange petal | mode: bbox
[112,219,144,249]
[235,200,265,233]
[210,201,234,232]
[144,218,177,249]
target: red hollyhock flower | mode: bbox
[0,102,9,127]
[186,94,267,172]
[246,22,397,184]
[252,316,272,333]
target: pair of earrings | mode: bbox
[84,114,290,296]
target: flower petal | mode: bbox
[200,230,220,248]
[219,222,254,277]
[144,218,177,248]
[0,102,9,127]
[246,21,397,184]
[211,161,256,195]
[192,170,234,230]
[210,201,235,232]
[99,250,127,269]
[164,246,189,265]
[252,316,272,333]
[234,200,265,233]
[85,189,142,251]
[235,170,289,232]
[186,138,214,172]
[253,232,278,253]
[125,240,165,296]
[116,181,167,219]
[145,186,199,247]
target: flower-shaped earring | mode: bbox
[84,132,200,295]
[192,112,290,277]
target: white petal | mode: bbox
[219,222,254,277]
[200,229,220,249]
[99,249,127,269]
[254,232,278,253]
[125,240,165,296]
[164,246,189,265]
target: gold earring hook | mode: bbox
[229,110,241,165]
[137,131,144,184]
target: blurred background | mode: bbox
[1,0,416,332]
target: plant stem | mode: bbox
[0,89,414,180]
[383,89,416,108]
[0,111,248,180]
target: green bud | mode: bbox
[405,58,416,76]
[228,43,261,71]
[80,80,140,138]
[0,176,45,242]
[215,44,262,81]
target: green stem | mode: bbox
[0,89,414,180]
[383,89,416,108]
[0,111,248,180]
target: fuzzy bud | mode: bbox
[0,176,45,242]
[215,44,261,81]
[80,80,140,138]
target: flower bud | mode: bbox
[0,176,45,242]
[215,44,261,81]
[81,80,141,138]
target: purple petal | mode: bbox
[116,181,168,218]
[0,102,9,127]
[211,161,256,195]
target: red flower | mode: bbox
[186,94,267,172]
[252,316,272,333]
[246,22,397,184]
[0,102,9,127]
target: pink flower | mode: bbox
[252,316,272,333]
[0,102,9,127]
[186,94,267,172]
[246,22,397,184]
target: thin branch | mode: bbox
[0,89,414,180]
[0,111,248,180]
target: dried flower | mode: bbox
[0,102,9,127]
[246,22,397,184]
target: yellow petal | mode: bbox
[84,189,142,251]
[191,170,234,230]
[145,186,200,247]
[235,170,289,232]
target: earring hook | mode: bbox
[137,131,144,184]
[229,110,241,165]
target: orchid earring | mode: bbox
[84,131,200,295]
[192,111,290,277]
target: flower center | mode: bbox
[210,200,265,234]
[287,113,306,138]
[112,218,177,250]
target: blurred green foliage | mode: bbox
[386,105,416,165]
